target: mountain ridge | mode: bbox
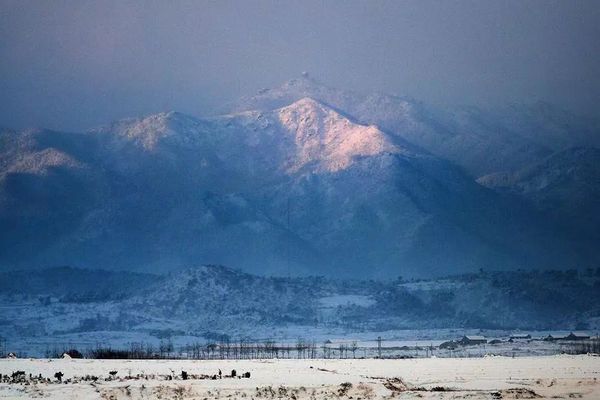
[233,77,599,177]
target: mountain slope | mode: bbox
[234,76,599,177]
[479,147,600,242]
[0,119,310,274]
[217,99,579,276]
[277,97,402,173]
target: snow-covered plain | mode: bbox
[1,356,598,399]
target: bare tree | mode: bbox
[296,339,304,359]
[322,341,330,359]
[350,341,358,358]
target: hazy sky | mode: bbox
[1,0,599,131]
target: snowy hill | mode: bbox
[1,265,599,353]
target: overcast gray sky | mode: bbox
[1,0,599,131]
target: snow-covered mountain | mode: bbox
[234,76,599,177]
[0,78,598,277]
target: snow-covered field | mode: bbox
[1,355,599,399]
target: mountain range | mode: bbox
[1,76,598,277]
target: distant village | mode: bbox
[440,332,594,349]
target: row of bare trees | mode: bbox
[560,339,600,355]
[179,339,359,360]
[24,337,600,360]
[40,338,361,360]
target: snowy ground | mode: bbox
[1,355,599,399]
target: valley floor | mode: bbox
[1,355,599,399]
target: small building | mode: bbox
[564,332,590,341]
[439,340,458,350]
[459,335,487,345]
